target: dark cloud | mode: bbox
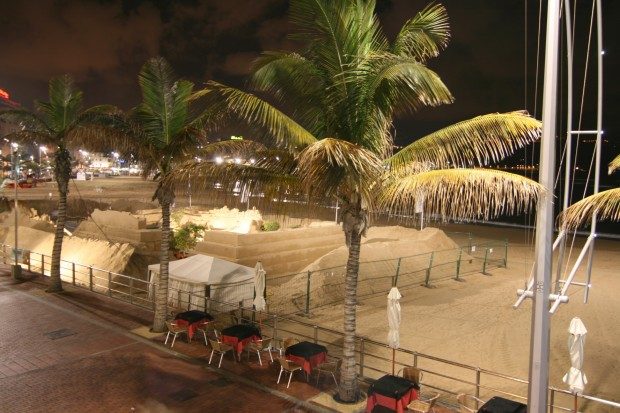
[0,0,617,159]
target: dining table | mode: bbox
[173,310,214,340]
[477,396,527,413]
[365,374,419,413]
[284,341,327,375]
[220,324,262,356]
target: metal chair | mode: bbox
[245,338,273,366]
[314,357,342,388]
[280,337,299,355]
[407,393,440,413]
[277,357,303,389]
[456,393,485,413]
[197,321,221,346]
[208,339,234,368]
[164,321,189,348]
[401,366,423,387]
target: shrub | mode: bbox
[171,222,205,252]
[261,220,280,231]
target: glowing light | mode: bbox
[250,158,256,164]
[234,158,242,164]
[0,89,9,100]
[11,142,18,148]
[215,156,224,164]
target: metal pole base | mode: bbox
[11,264,22,280]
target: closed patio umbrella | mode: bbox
[253,261,266,312]
[562,317,588,412]
[387,286,402,375]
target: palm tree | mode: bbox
[173,1,543,401]
[127,57,223,333]
[0,76,124,292]
[559,155,620,229]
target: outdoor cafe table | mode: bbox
[221,324,262,356]
[284,341,327,375]
[477,396,527,413]
[174,310,214,340]
[365,374,419,413]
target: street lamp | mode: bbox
[10,142,21,279]
[39,146,47,179]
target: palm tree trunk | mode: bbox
[47,150,71,293]
[338,200,365,403]
[152,198,171,333]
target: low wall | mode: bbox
[74,220,161,254]
[194,224,344,275]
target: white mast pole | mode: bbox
[528,0,560,410]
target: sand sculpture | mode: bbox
[266,226,467,314]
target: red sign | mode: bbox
[0,88,9,100]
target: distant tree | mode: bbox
[0,76,124,292]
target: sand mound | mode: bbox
[267,226,465,314]
[2,226,134,287]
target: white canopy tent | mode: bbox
[148,254,255,311]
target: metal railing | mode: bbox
[2,244,618,412]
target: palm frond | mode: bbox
[296,138,383,208]
[609,154,620,174]
[3,130,55,145]
[369,54,454,113]
[380,168,543,220]
[0,109,50,134]
[198,81,317,149]
[36,75,83,132]
[559,188,620,229]
[389,111,541,171]
[136,57,193,147]
[393,3,451,61]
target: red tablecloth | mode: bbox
[221,334,262,355]
[287,352,327,375]
[365,388,418,413]
[174,319,208,340]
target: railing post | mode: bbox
[482,248,489,275]
[359,338,365,377]
[305,270,311,315]
[314,325,318,344]
[108,271,112,296]
[475,368,481,402]
[549,388,555,413]
[89,266,93,291]
[455,248,462,281]
[273,314,278,341]
[188,291,193,310]
[424,252,434,287]
[27,253,31,272]
[72,263,76,285]
[413,353,418,367]
[393,257,402,287]
[129,277,134,305]
[2,244,5,264]
[41,254,45,275]
[503,238,508,268]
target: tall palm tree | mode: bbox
[127,57,224,332]
[559,155,620,229]
[0,76,124,292]
[173,0,543,401]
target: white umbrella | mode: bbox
[253,261,266,312]
[562,317,588,393]
[387,286,402,375]
[562,317,588,412]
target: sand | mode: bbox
[304,224,619,411]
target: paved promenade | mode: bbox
[0,267,332,413]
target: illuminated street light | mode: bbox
[215,156,224,164]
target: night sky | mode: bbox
[0,0,618,162]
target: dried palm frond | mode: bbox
[388,111,541,171]
[296,138,383,208]
[558,188,620,229]
[380,168,543,220]
[609,154,620,175]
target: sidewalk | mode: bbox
[0,266,456,413]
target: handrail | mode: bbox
[2,243,618,412]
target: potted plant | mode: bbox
[171,222,205,258]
